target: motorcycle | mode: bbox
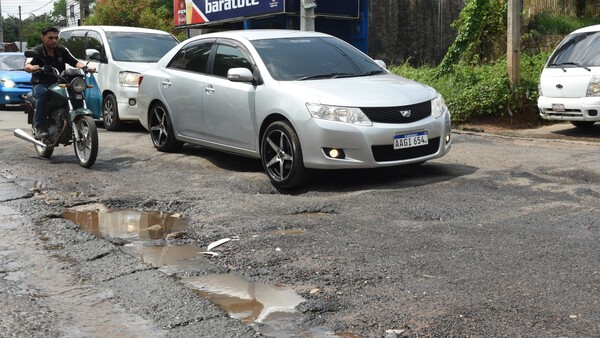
[14,50,101,168]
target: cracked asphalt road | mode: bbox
[1,107,600,337]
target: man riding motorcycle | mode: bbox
[24,26,95,139]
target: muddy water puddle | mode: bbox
[63,205,356,337]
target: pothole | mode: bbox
[63,204,354,336]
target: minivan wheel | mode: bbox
[149,102,183,152]
[103,94,124,131]
[570,121,595,128]
[261,121,310,189]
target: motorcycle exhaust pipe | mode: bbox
[14,129,48,148]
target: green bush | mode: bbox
[391,52,550,124]
[528,10,598,35]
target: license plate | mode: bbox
[552,104,565,112]
[393,131,428,149]
[74,94,83,100]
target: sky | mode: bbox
[1,0,57,18]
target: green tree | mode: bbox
[2,16,21,42]
[439,0,507,74]
[52,0,69,27]
[23,14,56,48]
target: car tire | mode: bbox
[570,121,595,128]
[102,94,124,131]
[261,121,310,189]
[149,102,183,152]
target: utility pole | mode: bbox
[0,0,4,52]
[300,0,316,31]
[19,6,22,52]
[507,0,521,85]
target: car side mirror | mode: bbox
[85,49,102,62]
[24,50,39,58]
[375,60,387,69]
[228,68,254,83]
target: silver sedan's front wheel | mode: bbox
[261,121,309,189]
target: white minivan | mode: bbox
[538,24,600,128]
[58,26,179,130]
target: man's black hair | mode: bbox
[41,27,59,35]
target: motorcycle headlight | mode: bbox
[306,103,372,126]
[431,93,447,118]
[120,71,141,87]
[0,78,15,88]
[71,77,87,93]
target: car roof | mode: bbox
[197,29,332,41]
[570,24,600,34]
[60,25,172,35]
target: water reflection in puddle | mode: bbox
[122,243,209,275]
[63,205,187,241]
[64,205,358,337]
[183,273,305,324]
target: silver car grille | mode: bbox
[361,101,431,124]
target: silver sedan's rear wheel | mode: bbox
[261,121,309,189]
[149,102,183,152]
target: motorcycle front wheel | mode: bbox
[73,116,98,168]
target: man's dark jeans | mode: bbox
[32,84,50,129]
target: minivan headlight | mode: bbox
[306,103,372,126]
[587,75,600,97]
[119,71,141,87]
[431,93,447,118]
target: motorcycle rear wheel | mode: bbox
[73,116,98,168]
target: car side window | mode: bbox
[168,40,213,74]
[86,31,105,60]
[63,30,87,60]
[212,44,252,78]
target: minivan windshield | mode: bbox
[106,32,178,62]
[547,31,600,68]
[251,37,386,81]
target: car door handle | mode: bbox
[204,85,215,94]
[161,79,171,88]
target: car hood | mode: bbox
[0,70,31,82]
[276,73,436,107]
[110,61,158,73]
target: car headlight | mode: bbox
[71,77,87,93]
[0,78,15,88]
[119,71,141,87]
[431,93,447,118]
[587,75,600,97]
[306,103,372,126]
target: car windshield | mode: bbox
[0,54,26,70]
[251,37,385,81]
[106,32,179,62]
[547,31,600,67]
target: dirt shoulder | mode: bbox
[456,119,600,143]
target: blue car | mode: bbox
[0,52,32,108]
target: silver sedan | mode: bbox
[138,29,452,189]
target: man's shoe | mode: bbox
[33,126,49,140]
